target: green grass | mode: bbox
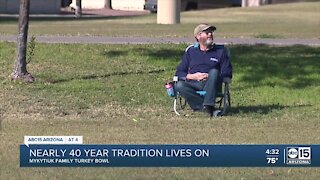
[1,42,320,179]
[1,2,319,39]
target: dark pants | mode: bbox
[175,69,219,111]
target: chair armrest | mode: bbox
[173,76,186,82]
[223,77,232,84]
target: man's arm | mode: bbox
[175,52,190,80]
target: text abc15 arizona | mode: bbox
[286,147,311,165]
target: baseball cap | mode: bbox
[194,24,216,37]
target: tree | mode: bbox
[75,0,82,18]
[11,0,34,83]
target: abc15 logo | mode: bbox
[287,147,311,160]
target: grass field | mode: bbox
[0,41,320,179]
[1,1,320,179]
[0,2,319,39]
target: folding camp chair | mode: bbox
[171,76,231,117]
[166,43,232,117]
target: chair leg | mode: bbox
[218,97,223,109]
[225,83,231,114]
[174,98,180,116]
[227,88,231,111]
[219,83,230,116]
[179,96,187,109]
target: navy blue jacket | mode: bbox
[175,44,232,80]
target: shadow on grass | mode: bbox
[105,45,320,89]
[104,47,184,60]
[46,69,166,84]
[231,45,320,89]
[44,45,319,89]
[230,104,312,115]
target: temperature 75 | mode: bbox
[267,157,278,164]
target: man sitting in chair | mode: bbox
[175,24,232,117]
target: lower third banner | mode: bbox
[20,144,320,167]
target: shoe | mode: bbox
[202,105,214,117]
[213,110,222,117]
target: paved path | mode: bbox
[1,8,319,46]
[0,35,319,46]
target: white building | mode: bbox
[70,0,145,10]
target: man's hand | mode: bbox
[186,72,208,81]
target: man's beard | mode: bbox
[205,38,213,46]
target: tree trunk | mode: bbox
[105,0,112,9]
[11,0,34,83]
[75,0,82,18]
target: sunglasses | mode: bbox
[201,29,214,35]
